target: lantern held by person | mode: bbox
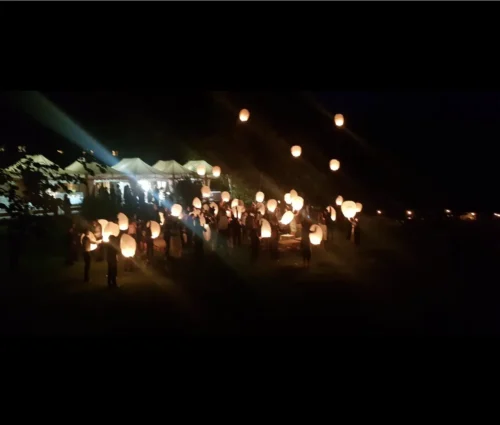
[103,222,120,242]
[120,234,137,258]
[341,201,357,219]
[212,166,221,178]
[239,108,250,122]
[98,219,108,234]
[327,206,336,221]
[292,196,304,212]
[281,211,294,225]
[335,196,343,206]
[192,197,202,209]
[334,114,344,127]
[201,185,211,198]
[117,212,129,231]
[284,193,292,204]
[196,164,206,176]
[261,219,271,238]
[255,191,265,203]
[291,145,302,158]
[267,199,277,213]
[256,203,265,216]
[171,204,183,217]
[329,159,340,171]
[148,221,161,239]
[355,202,363,213]
[238,205,246,218]
[309,224,323,245]
[231,198,239,209]
[290,189,298,200]
[222,191,231,203]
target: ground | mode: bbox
[1,216,499,335]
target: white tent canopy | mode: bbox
[152,160,194,178]
[65,160,128,181]
[183,160,214,177]
[5,154,70,179]
[112,157,170,180]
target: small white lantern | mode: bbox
[103,222,120,242]
[171,204,183,217]
[327,206,336,221]
[292,196,304,212]
[239,108,250,122]
[266,199,277,213]
[329,159,340,171]
[341,201,357,219]
[149,221,161,239]
[255,191,265,203]
[291,145,302,158]
[226,209,232,218]
[281,211,294,225]
[193,197,202,209]
[222,191,231,203]
[256,203,265,216]
[231,198,239,209]
[201,185,211,198]
[196,164,206,176]
[309,224,323,245]
[120,234,137,258]
[261,218,271,238]
[98,219,108,233]
[289,189,298,200]
[209,201,219,216]
[355,202,363,213]
[212,166,221,177]
[284,193,292,204]
[334,113,344,127]
[117,212,129,231]
[335,196,343,206]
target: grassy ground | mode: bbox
[1,216,499,335]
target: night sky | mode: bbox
[0,91,498,212]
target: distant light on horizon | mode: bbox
[406,210,413,216]
[445,209,451,214]
[377,210,382,215]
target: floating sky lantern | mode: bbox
[196,164,206,176]
[117,212,129,231]
[149,221,161,239]
[267,199,277,213]
[284,193,292,204]
[334,113,344,127]
[341,201,357,219]
[231,198,239,209]
[212,166,221,178]
[292,196,304,212]
[103,222,120,242]
[291,145,302,158]
[201,185,211,198]
[120,234,137,258]
[377,210,382,215]
[281,211,294,225]
[261,219,271,238]
[193,197,202,209]
[221,191,231,203]
[327,206,336,221]
[355,202,363,213]
[329,159,340,171]
[239,108,250,122]
[309,224,323,245]
[445,209,452,214]
[335,196,343,206]
[255,191,265,203]
[406,210,413,216]
[171,204,182,217]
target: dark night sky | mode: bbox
[1,91,499,212]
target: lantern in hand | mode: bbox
[266,199,277,213]
[309,224,323,245]
[148,221,161,239]
[355,202,363,213]
[341,201,357,219]
[193,197,202,209]
[171,204,182,217]
[120,234,137,258]
[261,219,271,238]
[212,166,221,177]
[103,222,120,242]
[329,159,340,171]
[201,186,211,198]
[281,211,294,225]
[222,191,230,203]
[117,212,129,231]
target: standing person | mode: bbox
[300,216,313,268]
[325,208,336,248]
[353,218,361,246]
[193,216,206,262]
[145,221,154,265]
[163,214,172,260]
[81,230,92,282]
[249,214,260,263]
[217,211,229,253]
[107,234,119,288]
[270,215,280,260]
[230,212,242,248]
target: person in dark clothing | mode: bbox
[193,217,206,261]
[66,224,77,265]
[325,208,336,248]
[81,230,92,282]
[230,214,242,248]
[353,218,361,246]
[107,235,119,288]
[163,215,172,259]
[270,215,280,260]
[249,215,260,262]
[347,218,356,242]
[301,217,313,268]
[145,221,154,265]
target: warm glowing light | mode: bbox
[138,179,151,192]
[148,221,161,239]
[290,189,298,200]
[341,201,357,219]
[221,191,230,203]
[112,150,119,157]
[203,224,211,241]
[212,166,221,178]
[266,199,277,213]
[256,203,265,216]
[334,114,344,127]
[327,206,336,221]
[309,224,323,245]
[57,150,64,154]
[291,145,302,158]
[292,196,304,212]
[231,199,239,209]
[193,197,202,209]
[226,209,232,218]
[201,185,211,198]
[261,219,271,238]
[406,210,413,216]
[377,210,382,215]
[210,201,219,216]
[120,234,137,258]
[355,202,363,213]
[445,209,451,214]
[103,222,120,242]
[335,196,343,206]
[284,193,292,204]
[171,204,182,217]
[494,213,500,218]
[196,164,206,176]
[281,211,294,225]
[329,159,340,171]
[117,212,129,231]
[471,212,476,216]
[239,109,250,122]
[98,219,108,234]
[256,191,265,203]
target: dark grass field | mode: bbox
[1,216,499,336]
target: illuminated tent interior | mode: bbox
[112,158,171,180]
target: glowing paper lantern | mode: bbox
[261,218,271,238]
[334,114,344,127]
[226,209,232,218]
[159,211,165,226]
[239,108,250,122]
[98,219,108,234]
[117,212,129,231]
[284,193,292,204]
[193,197,202,209]
[329,159,340,171]
[256,191,265,203]
[209,202,219,216]
[335,196,343,206]
[81,231,98,251]
[212,166,221,178]
[148,221,161,239]
[327,206,336,221]
[256,203,265,216]
[90,243,98,251]
[267,199,277,213]
[120,234,137,258]
[281,211,294,225]
[201,185,211,198]
[341,201,357,219]
[203,224,211,241]
[291,145,302,158]
[103,222,120,242]
[171,204,182,217]
[232,207,239,219]
[309,224,323,245]
[222,191,230,203]
[292,196,304,212]
[290,189,298,200]
[355,202,363,213]
[231,199,239,209]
